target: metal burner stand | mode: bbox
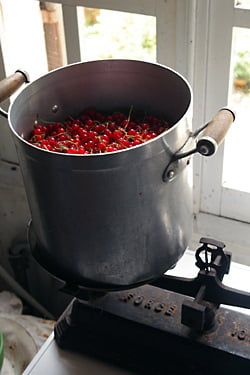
[54,238,250,374]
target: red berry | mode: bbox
[112,129,124,141]
[97,141,108,151]
[86,119,94,126]
[33,128,43,135]
[127,129,137,136]
[28,108,170,154]
[106,146,117,152]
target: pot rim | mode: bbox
[8,59,193,157]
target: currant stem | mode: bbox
[127,105,134,123]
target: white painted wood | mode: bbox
[199,0,234,215]
[220,5,250,223]
[197,0,250,223]
[62,4,81,64]
[193,212,250,266]
[191,1,210,214]
[221,187,250,223]
[155,0,176,68]
[41,0,156,16]
[234,7,250,27]
[175,0,194,79]
[0,37,15,162]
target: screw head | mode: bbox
[167,170,175,179]
[51,104,59,113]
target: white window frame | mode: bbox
[192,0,250,263]
[47,0,193,73]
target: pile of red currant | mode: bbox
[28,108,171,154]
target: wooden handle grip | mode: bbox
[197,108,235,156]
[0,70,29,104]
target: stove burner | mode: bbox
[54,238,250,374]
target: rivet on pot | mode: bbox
[167,170,175,179]
[51,104,59,113]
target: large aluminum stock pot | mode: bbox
[0,60,234,291]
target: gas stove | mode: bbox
[23,238,250,375]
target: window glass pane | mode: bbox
[77,8,156,62]
[235,0,250,9]
[223,27,250,192]
[0,0,48,80]
[0,1,67,78]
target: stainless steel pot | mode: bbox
[0,60,234,291]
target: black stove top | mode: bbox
[54,238,250,374]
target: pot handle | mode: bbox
[196,108,235,156]
[162,108,235,182]
[0,70,29,118]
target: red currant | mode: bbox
[28,108,170,154]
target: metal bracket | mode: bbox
[162,133,196,182]
[162,157,192,182]
[195,237,231,280]
[150,237,250,332]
